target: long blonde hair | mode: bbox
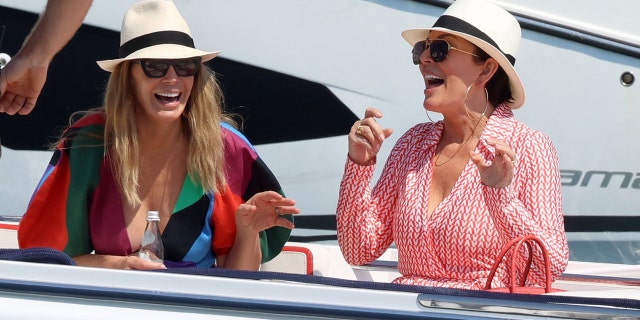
[101,60,234,207]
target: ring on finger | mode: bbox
[356,125,364,135]
[275,207,282,216]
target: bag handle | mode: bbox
[484,234,553,293]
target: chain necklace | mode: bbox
[433,85,490,167]
[433,113,487,167]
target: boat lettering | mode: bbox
[561,170,640,188]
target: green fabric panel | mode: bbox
[259,224,293,263]
[174,174,204,213]
[64,125,104,256]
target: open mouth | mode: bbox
[155,92,181,103]
[425,74,444,89]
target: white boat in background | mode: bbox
[1,0,640,318]
[2,0,640,264]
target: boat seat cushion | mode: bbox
[260,245,314,275]
[0,247,76,265]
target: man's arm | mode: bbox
[0,0,92,115]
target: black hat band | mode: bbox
[119,31,195,58]
[433,15,516,66]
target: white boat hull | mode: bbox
[1,242,640,319]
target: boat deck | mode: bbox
[2,221,640,318]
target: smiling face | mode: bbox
[131,60,194,124]
[419,31,485,116]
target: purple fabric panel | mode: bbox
[222,126,258,197]
[89,161,132,256]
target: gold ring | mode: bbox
[356,125,363,135]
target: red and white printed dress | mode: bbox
[336,105,569,290]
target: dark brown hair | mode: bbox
[473,49,513,107]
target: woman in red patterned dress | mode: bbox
[336,0,569,289]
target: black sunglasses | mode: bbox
[137,57,202,78]
[412,39,478,65]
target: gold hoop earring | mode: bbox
[463,83,489,119]
[481,87,488,117]
[426,110,436,123]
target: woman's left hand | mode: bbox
[235,191,299,235]
[470,138,516,188]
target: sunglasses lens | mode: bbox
[412,41,426,65]
[173,58,200,77]
[411,40,450,64]
[429,40,449,62]
[141,60,169,78]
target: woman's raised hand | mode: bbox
[348,107,393,166]
[470,138,516,188]
[235,191,299,236]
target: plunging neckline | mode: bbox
[426,151,475,217]
[125,172,198,253]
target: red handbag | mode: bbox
[484,234,562,294]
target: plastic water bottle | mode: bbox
[138,210,164,263]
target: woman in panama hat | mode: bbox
[19,0,299,270]
[337,0,568,289]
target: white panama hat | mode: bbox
[401,0,526,109]
[96,0,220,72]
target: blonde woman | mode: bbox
[19,0,298,270]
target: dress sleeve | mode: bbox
[215,124,292,263]
[18,149,74,251]
[483,129,569,285]
[336,132,410,265]
[249,156,293,263]
[18,118,104,257]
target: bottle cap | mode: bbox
[146,210,160,221]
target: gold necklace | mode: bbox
[433,115,487,167]
[434,85,491,167]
